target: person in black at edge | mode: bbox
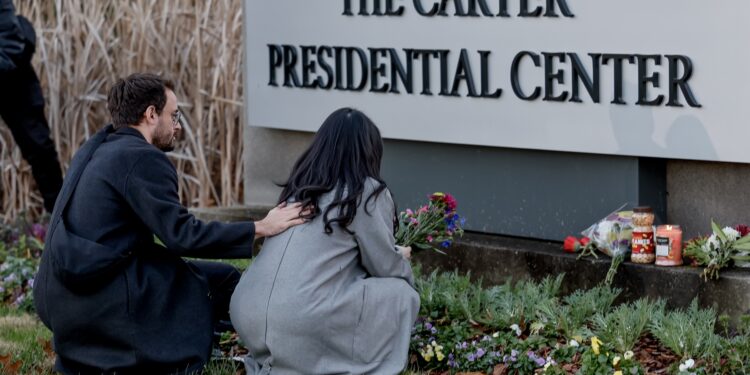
[0,0,63,212]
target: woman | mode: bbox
[230,108,419,374]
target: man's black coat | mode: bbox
[34,125,255,374]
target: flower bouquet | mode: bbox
[395,192,465,254]
[683,221,750,281]
[563,209,634,285]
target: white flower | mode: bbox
[510,324,522,337]
[705,234,720,251]
[736,251,750,268]
[569,339,579,347]
[679,358,695,372]
[492,331,500,338]
[723,227,741,240]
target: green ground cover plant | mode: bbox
[3,219,750,374]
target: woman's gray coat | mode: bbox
[230,179,420,375]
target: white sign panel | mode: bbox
[245,0,749,163]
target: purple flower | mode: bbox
[31,223,47,241]
[4,274,17,283]
[28,278,34,288]
[430,327,437,334]
[535,357,546,367]
[467,353,476,362]
[476,348,486,358]
[511,350,519,357]
[460,341,468,349]
[424,322,433,330]
[447,354,457,368]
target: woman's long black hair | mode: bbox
[278,108,388,234]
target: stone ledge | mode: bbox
[190,206,750,321]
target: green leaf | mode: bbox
[712,220,728,242]
[153,235,165,248]
[734,235,750,246]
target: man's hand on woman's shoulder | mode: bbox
[254,202,311,240]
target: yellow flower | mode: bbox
[624,351,634,360]
[420,348,434,362]
[612,356,621,366]
[591,336,602,355]
[614,371,623,375]
[436,351,445,361]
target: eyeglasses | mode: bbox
[171,111,182,125]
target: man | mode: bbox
[0,0,63,212]
[33,73,306,373]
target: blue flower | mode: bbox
[447,353,458,368]
[441,240,451,248]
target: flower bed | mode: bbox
[406,268,750,374]
[3,218,750,374]
[0,217,44,312]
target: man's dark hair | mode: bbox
[107,73,175,129]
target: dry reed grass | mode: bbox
[0,0,245,222]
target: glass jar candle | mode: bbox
[655,225,683,266]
